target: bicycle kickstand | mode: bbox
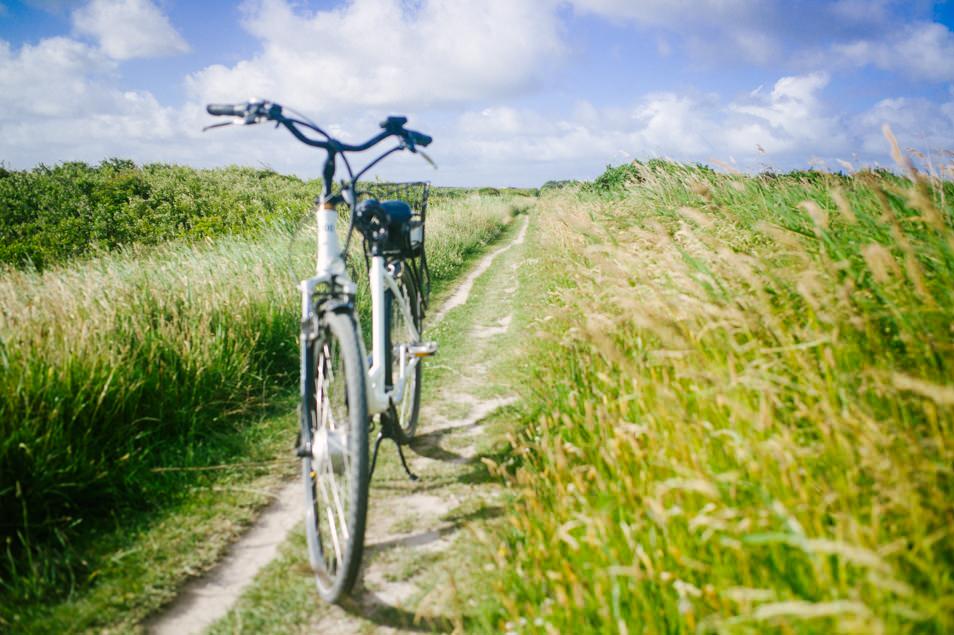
[394,440,418,481]
[368,412,418,482]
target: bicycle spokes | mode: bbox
[304,320,367,600]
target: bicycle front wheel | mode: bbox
[384,268,422,444]
[301,310,369,603]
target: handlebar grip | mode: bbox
[380,115,408,131]
[408,130,432,147]
[207,103,245,117]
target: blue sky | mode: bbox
[1,0,953,186]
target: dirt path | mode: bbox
[146,480,303,635]
[147,214,530,634]
[429,216,528,324]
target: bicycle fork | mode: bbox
[295,273,354,466]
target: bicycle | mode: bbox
[205,99,437,602]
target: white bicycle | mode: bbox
[206,100,437,602]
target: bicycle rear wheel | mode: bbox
[301,310,369,603]
[384,267,422,444]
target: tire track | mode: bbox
[146,215,529,634]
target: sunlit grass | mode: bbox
[0,193,516,617]
[487,156,954,633]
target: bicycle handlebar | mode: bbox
[205,100,430,152]
[206,103,245,117]
[204,99,432,199]
[406,130,432,148]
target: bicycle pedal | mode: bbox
[409,341,437,358]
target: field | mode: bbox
[484,159,954,633]
[0,161,522,629]
[1,153,952,634]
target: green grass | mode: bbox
[0,190,519,631]
[203,208,535,634]
[6,397,300,633]
[484,161,954,633]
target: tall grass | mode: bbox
[0,194,513,605]
[489,158,953,633]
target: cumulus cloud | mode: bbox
[854,95,954,157]
[3,0,954,185]
[455,74,843,170]
[73,0,189,60]
[730,72,847,154]
[0,37,116,118]
[569,0,780,64]
[447,71,954,183]
[569,0,952,75]
[186,0,565,114]
[830,21,954,82]
[0,34,189,167]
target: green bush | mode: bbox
[0,160,317,270]
[580,161,645,195]
[540,180,580,192]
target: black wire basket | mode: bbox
[363,181,430,220]
[361,181,432,310]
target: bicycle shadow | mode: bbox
[407,423,475,465]
[337,587,454,633]
[335,506,504,632]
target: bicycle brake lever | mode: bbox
[202,121,234,132]
[419,150,438,169]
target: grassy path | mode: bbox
[1,194,519,634]
[145,213,533,633]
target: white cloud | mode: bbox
[0,37,116,118]
[457,73,843,169]
[569,0,779,64]
[3,1,954,185]
[73,0,189,60]
[568,0,763,26]
[0,35,188,167]
[445,71,954,183]
[629,92,719,156]
[186,0,565,114]
[854,96,954,158]
[730,72,847,154]
[831,21,954,82]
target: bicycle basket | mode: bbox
[361,181,432,308]
[363,181,429,218]
[362,182,430,258]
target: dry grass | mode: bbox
[485,158,953,633]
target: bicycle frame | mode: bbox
[301,198,421,417]
[206,99,433,601]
